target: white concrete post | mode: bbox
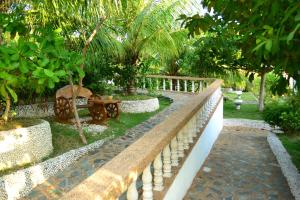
[177,79,180,92]
[143,78,146,89]
[142,164,153,200]
[177,131,184,158]
[156,79,159,90]
[163,145,172,177]
[192,81,195,93]
[184,80,187,92]
[183,127,189,150]
[199,81,203,93]
[170,79,173,91]
[171,137,179,166]
[153,152,164,191]
[127,179,138,200]
[163,79,166,91]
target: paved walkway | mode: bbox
[185,126,294,200]
[23,92,192,200]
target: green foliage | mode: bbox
[263,101,291,126]
[263,94,300,133]
[280,112,300,133]
[279,135,300,171]
[181,0,300,94]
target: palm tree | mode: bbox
[90,0,184,94]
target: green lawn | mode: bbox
[223,91,258,101]
[278,135,300,171]
[223,100,263,120]
[49,96,171,157]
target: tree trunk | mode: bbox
[258,71,267,112]
[69,76,87,145]
[127,79,136,95]
[79,17,106,86]
[1,94,11,123]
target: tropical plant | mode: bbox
[180,0,300,111]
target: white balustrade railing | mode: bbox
[137,75,214,93]
[63,78,223,200]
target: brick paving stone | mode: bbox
[184,126,294,200]
[22,92,192,200]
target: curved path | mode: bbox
[185,119,294,200]
[23,96,294,200]
[22,92,193,200]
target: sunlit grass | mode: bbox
[223,100,263,120]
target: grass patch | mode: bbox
[278,134,300,171]
[114,94,155,101]
[223,92,258,101]
[0,118,41,131]
[49,96,171,157]
[224,100,263,120]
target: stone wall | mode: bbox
[14,99,87,118]
[120,98,159,113]
[0,120,53,171]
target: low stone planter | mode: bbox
[0,120,53,171]
[120,98,159,113]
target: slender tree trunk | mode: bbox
[258,71,267,112]
[69,76,87,145]
[79,17,106,86]
[1,94,11,123]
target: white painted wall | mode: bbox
[164,98,223,200]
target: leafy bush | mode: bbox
[263,101,290,126]
[280,112,300,133]
[263,94,300,134]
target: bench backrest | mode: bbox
[55,85,93,99]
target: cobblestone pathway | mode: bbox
[23,92,192,200]
[185,126,294,200]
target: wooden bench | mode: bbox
[54,85,120,123]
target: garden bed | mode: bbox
[0,119,53,171]
[0,96,171,200]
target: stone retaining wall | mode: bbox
[0,120,53,171]
[120,98,159,113]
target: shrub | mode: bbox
[280,111,300,133]
[263,101,290,126]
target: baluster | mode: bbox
[127,178,138,200]
[177,79,180,91]
[188,121,194,143]
[149,78,152,89]
[163,145,172,177]
[136,78,139,88]
[184,80,187,92]
[163,79,166,91]
[192,81,195,93]
[199,108,204,128]
[156,79,159,90]
[177,131,184,157]
[171,137,179,166]
[142,164,153,200]
[153,153,163,191]
[183,127,189,150]
[143,78,146,89]
[199,81,203,93]
[169,79,173,91]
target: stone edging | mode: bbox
[268,133,300,200]
[223,118,271,130]
[120,97,159,113]
[224,118,300,200]
[0,138,109,200]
